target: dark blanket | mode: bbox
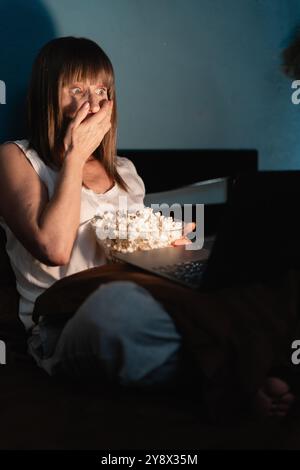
[33,263,300,420]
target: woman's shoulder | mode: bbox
[1,140,42,170]
[0,140,41,165]
[0,139,57,197]
[2,140,56,173]
[116,155,136,169]
[115,155,142,180]
[1,139,29,151]
[0,139,28,154]
[115,155,145,196]
[0,140,33,169]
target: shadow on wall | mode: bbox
[0,0,57,142]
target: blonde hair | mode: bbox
[27,36,128,191]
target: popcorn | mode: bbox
[91,207,183,254]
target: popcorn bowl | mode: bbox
[90,209,184,258]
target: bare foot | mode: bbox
[254,377,295,418]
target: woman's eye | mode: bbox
[95,88,107,96]
[71,87,82,95]
[69,87,107,97]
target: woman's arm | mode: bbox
[0,143,84,266]
[0,100,113,266]
[37,151,84,264]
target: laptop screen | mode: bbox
[201,171,300,289]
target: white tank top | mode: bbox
[0,139,145,331]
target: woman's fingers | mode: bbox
[88,100,113,126]
[72,101,91,128]
[170,222,196,247]
[171,236,192,246]
[183,222,196,236]
[73,100,113,129]
[65,100,113,164]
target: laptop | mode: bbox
[112,171,300,290]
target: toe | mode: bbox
[281,392,295,405]
[264,377,290,397]
[254,377,295,418]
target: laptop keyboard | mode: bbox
[155,260,205,286]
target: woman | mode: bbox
[0,36,293,418]
[0,37,191,388]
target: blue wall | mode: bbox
[1,0,300,169]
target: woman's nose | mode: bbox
[88,99,100,113]
[86,93,103,113]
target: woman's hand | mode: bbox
[171,222,196,246]
[63,100,113,165]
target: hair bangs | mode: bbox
[59,43,114,93]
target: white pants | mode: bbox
[28,281,188,389]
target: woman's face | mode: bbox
[60,77,109,119]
